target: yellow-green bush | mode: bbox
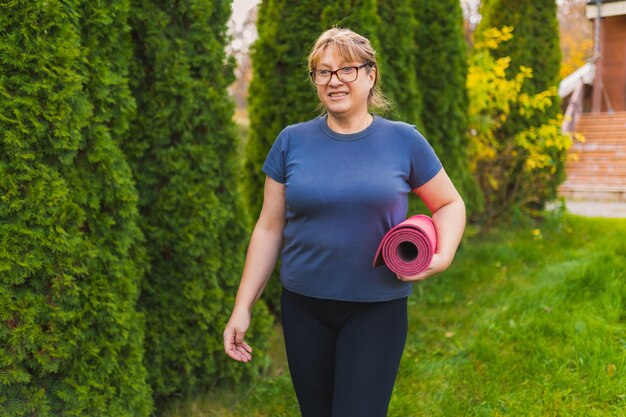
[467,27,572,222]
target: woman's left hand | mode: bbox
[396,253,450,282]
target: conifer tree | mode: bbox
[0,1,152,415]
[377,0,422,126]
[126,0,272,397]
[412,0,481,216]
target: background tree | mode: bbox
[557,0,593,79]
[477,0,562,100]
[0,1,152,415]
[377,0,423,126]
[126,0,272,398]
[412,0,483,216]
[475,0,564,215]
[467,27,572,222]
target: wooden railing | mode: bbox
[561,78,585,133]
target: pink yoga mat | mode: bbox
[373,214,437,276]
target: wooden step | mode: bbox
[577,112,626,121]
[564,177,626,185]
[578,124,626,131]
[578,120,626,128]
[570,151,626,156]
[574,138,626,145]
[570,142,626,150]
[568,158,626,166]
[578,116,626,123]
[576,130,626,136]
[566,162,626,170]
[559,182,626,201]
[566,171,626,177]
[577,125,626,131]
[560,112,626,202]
[565,171,626,178]
[562,173,626,184]
[566,169,626,177]
[577,133,626,140]
[560,183,626,192]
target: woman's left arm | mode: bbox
[397,168,466,282]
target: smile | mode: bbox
[328,92,349,97]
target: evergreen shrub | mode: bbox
[412,0,483,217]
[126,0,273,398]
[0,1,152,415]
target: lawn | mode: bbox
[163,213,626,416]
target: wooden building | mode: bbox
[559,0,626,202]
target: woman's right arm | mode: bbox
[223,176,286,363]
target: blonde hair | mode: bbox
[307,27,392,114]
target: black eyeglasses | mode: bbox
[309,62,375,86]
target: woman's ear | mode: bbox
[369,66,377,86]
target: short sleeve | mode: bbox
[262,126,290,184]
[408,127,443,189]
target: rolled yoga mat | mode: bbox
[373,214,437,276]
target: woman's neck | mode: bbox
[326,112,373,134]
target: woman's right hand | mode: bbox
[223,307,253,363]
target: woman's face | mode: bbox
[314,46,376,119]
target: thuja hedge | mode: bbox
[1,0,264,411]
[126,0,273,398]
[412,0,483,216]
[377,0,423,127]
[0,1,152,415]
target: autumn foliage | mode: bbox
[467,27,573,222]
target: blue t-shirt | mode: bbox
[262,114,442,302]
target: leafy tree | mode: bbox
[412,0,482,216]
[0,1,152,415]
[126,0,272,398]
[467,27,572,222]
[478,0,561,100]
[475,0,564,213]
[557,0,593,79]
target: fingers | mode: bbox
[396,254,448,282]
[396,268,433,282]
[235,345,252,362]
[235,331,245,345]
[223,326,253,363]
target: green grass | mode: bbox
[162,213,626,416]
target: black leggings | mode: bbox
[280,286,408,417]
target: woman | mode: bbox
[223,27,465,417]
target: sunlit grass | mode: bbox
[163,213,626,416]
